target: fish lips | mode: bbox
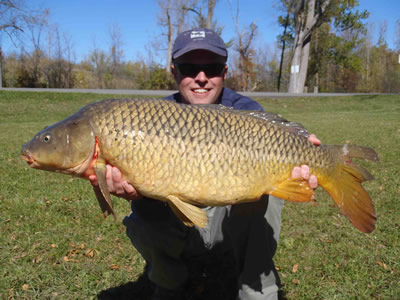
[21,150,38,168]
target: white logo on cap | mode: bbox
[190,30,206,39]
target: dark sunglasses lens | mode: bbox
[177,64,225,77]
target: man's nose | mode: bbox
[194,71,208,82]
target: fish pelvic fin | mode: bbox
[93,161,116,221]
[270,178,315,202]
[167,195,207,228]
[319,145,378,233]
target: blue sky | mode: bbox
[2,0,399,64]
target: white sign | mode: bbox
[291,65,299,73]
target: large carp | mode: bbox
[21,99,378,232]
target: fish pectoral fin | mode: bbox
[93,162,116,220]
[167,195,207,228]
[270,178,314,202]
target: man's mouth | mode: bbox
[193,88,209,94]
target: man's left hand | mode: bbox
[290,134,321,189]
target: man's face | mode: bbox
[171,50,228,105]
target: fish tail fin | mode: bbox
[319,145,378,233]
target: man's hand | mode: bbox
[290,134,321,189]
[88,165,141,201]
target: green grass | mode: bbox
[1,91,399,299]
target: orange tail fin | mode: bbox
[319,145,379,233]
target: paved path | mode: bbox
[0,87,386,98]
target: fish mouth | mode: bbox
[21,153,38,168]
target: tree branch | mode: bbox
[0,24,23,32]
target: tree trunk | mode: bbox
[278,13,290,92]
[207,0,216,28]
[288,0,330,93]
[0,48,2,88]
[166,4,173,72]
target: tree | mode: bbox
[109,24,124,79]
[157,0,198,72]
[42,25,74,88]
[0,0,48,87]
[185,0,217,29]
[280,0,368,93]
[395,19,400,51]
[277,10,293,92]
[287,0,331,93]
[229,0,258,91]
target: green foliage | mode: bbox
[1,91,399,298]
[148,66,176,90]
[278,0,370,92]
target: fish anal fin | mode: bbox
[270,178,314,202]
[167,195,207,228]
[93,161,116,221]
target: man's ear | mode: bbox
[223,65,228,80]
[171,64,178,80]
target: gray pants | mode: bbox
[123,195,284,299]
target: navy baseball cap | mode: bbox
[172,28,228,60]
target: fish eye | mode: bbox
[42,134,52,143]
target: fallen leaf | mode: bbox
[51,244,57,248]
[110,264,120,270]
[22,284,30,291]
[32,256,42,264]
[292,279,300,284]
[377,261,387,269]
[84,248,97,258]
[292,264,299,273]
[63,256,77,262]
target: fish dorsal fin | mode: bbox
[245,111,309,138]
[167,195,207,228]
[196,104,309,138]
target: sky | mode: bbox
[1,0,399,65]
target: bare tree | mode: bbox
[0,0,26,41]
[377,20,388,47]
[0,0,48,87]
[109,23,124,79]
[184,0,217,29]
[395,19,400,51]
[157,0,176,72]
[21,8,49,87]
[229,0,258,91]
[159,0,193,70]
[394,19,400,50]
[42,24,74,88]
[207,0,216,28]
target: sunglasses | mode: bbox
[175,63,226,78]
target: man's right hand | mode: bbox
[88,165,142,201]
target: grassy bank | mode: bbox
[0,91,399,299]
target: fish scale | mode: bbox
[22,98,378,232]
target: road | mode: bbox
[0,87,386,98]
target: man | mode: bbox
[90,28,319,299]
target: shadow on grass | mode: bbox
[96,272,154,300]
[96,252,240,300]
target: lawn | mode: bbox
[0,91,399,299]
